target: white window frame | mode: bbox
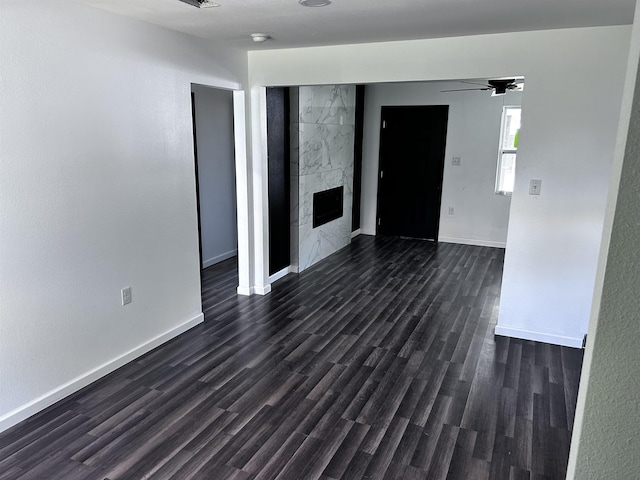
[495,106,522,195]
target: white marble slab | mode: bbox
[290,123,300,171]
[290,84,356,273]
[299,124,354,176]
[298,221,322,270]
[299,85,356,126]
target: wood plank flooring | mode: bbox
[0,236,583,479]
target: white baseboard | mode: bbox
[351,229,361,239]
[360,229,376,236]
[290,265,300,274]
[237,283,274,296]
[237,285,253,296]
[494,325,584,348]
[269,267,291,284]
[439,236,506,249]
[202,249,237,269]
[0,313,204,434]
[254,284,272,296]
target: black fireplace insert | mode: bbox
[313,186,344,228]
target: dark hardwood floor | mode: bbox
[0,236,583,479]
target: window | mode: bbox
[495,106,522,195]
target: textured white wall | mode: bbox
[248,26,631,346]
[191,85,238,268]
[0,0,246,430]
[361,81,522,246]
[569,62,640,475]
[567,3,640,476]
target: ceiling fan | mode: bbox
[177,0,220,8]
[441,79,524,96]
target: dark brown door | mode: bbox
[376,105,448,240]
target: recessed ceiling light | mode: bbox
[299,0,332,7]
[178,0,220,8]
[251,33,271,43]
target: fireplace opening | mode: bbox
[313,186,344,228]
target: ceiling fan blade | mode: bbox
[458,80,492,88]
[441,87,491,92]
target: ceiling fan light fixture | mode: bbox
[488,79,514,94]
[251,33,271,43]
[177,0,220,8]
[299,0,332,7]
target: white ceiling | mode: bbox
[78,0,635,50]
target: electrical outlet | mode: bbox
[121,287,132,306]
[452,156,461,166]
[448,206,455,216]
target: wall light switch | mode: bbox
[529,179,542,195]
[448,206,455,216]
[452,156,461,166]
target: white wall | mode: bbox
[567,2,640,476]
[0,0,247,431]
[496,41,629,347]
[191,85,238,268]
[248,26,631,346]
[361,81,522,247]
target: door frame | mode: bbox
[190,85,251,296]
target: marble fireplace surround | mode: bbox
[290,85,356,272]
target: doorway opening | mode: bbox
[191,84,240,313]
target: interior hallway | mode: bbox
[0,236,582,479]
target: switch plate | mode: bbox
[529,179,542,195]
[452,156,461,166]
[121,287,132,306]
[448,206,455,216]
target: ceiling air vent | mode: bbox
[178,0,220,8]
